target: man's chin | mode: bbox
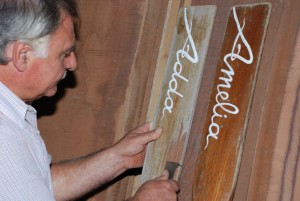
[23,86,58,103]
[44,86,58,97]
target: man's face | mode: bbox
[24,12,77,101]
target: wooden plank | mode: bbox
[264,30,300,201]
[229,1,299,200]
[244,1,300,200]
[192,4,271,201]
[130,0,183,196]
[140,6,216,184]
[106,1,173,200]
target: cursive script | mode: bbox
[204,7,253,149]
[161,8,199,119]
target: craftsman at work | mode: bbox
[0,0,179,200]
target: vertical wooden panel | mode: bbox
[265,31,300,201]
[128,0,184,196]
[141,5,216,183]
[193,4,271,201]
[246,0,300,199]
[107,0,182,200]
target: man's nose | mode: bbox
[65,52,77,71]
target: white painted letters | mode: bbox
[162,8,199,119]
[204,7,254,149]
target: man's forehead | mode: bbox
[50,13,75,45]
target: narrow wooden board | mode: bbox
[193,3,271,201]
[141,6,216,183]
[131,0,183,196]
[107,1,175,200]
[265,30,300,201]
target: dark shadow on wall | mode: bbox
[32,71,77,118]
[76,168,143,201]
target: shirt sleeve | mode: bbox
[0,125,56,201]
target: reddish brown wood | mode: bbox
[107,1,182,200]
[193,4,271,201]
[263,31,300,201]
[180,1,300,201]
[246,1,300,200]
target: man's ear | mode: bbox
[11,41,32,72]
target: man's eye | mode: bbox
[63,52,72,58]
[61,45,76,59]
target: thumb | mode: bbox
[156,170,169,180]
[156,170,180,192]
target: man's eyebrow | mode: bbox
[62,44,77,55]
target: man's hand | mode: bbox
[112,122,162,169]
[51,123,164,201]
[128,170,180,201]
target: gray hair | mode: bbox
[0,0,78,64]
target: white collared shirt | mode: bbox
[0,82,55,200]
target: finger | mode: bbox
[169,180,180,193]
[154,171,180,192]
[155,170,169,181]
[138,127,162,144]
[130,122,152,133]
[162,169,169,178]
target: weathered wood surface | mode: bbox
[107,0,181,200]
[130,0,184,196]
[192,4,271,201]
[140,6,216,184]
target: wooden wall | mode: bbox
[35,0,299,200]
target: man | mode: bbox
[0,0,179,200]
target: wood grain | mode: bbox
[265,31,300,201]
[130,0,183,196]
[34,0,300,200]
[193,4,271,201]
[245,0,300,200]
[140,6,216,184]
[107,1,173,200]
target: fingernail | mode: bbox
[149,122,153,130]
[155,127,162,133]
[162,170,169,176]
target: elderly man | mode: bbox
[0,0,179,200]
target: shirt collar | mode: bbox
[0,82,35,128]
